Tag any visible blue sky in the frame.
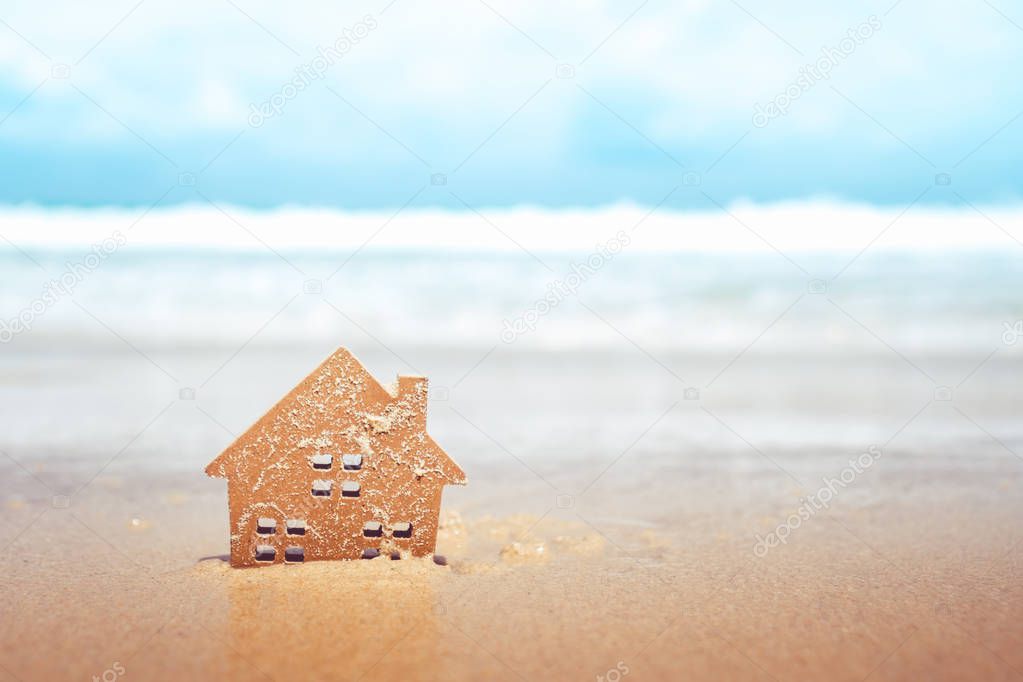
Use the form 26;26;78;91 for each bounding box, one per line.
1;0;1021;210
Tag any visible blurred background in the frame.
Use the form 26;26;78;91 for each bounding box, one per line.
1;0;1020;489
1;0;1022;206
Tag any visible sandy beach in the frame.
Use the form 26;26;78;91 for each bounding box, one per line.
1;341;1020;681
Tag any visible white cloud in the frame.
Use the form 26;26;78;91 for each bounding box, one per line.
1;0;1021;183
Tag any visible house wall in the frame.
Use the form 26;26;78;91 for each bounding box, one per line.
227;467;445;568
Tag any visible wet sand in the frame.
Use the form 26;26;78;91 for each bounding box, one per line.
1;462;1021;681
1;346;1021;680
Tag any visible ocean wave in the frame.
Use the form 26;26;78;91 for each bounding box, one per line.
1;244;1019;354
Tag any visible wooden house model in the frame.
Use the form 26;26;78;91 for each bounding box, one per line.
205;348;465;567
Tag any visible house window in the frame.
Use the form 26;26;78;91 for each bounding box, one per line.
341;481;360;498
311;454;332;470
254;545;276;562
312;480;332;496
256;517;276;535
363;521;382;537
284;546;305;563
392;522;412;538
361;548;380;559
342;454;362;470
286;520;306;535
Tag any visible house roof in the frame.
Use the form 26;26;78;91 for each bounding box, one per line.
204;347;466;486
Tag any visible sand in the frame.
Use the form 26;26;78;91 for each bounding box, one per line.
1;466;1020;681
1;346;1021;680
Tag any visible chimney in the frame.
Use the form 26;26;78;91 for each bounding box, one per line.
397;375;428;426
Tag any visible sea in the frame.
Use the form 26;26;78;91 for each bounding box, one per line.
0;208;1021;516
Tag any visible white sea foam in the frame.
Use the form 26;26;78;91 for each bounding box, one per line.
1;202;1021;354
1;200;1021;252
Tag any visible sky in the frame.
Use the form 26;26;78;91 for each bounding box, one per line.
0;0;1021;210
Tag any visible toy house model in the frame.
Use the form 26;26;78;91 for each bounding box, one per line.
205;348;465;567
